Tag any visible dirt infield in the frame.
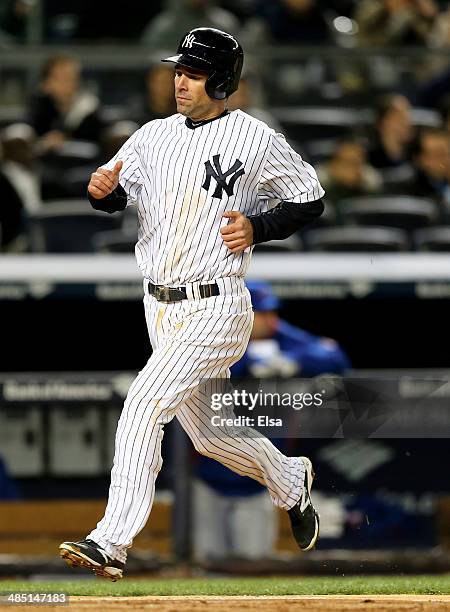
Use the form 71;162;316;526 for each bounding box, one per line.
5;595;449;612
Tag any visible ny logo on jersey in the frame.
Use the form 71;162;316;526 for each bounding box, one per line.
183;33;196;48
202;154;245;198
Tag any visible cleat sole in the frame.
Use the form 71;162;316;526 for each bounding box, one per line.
59;545;123;582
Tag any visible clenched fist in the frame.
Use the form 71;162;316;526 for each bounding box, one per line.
220;210;253;253
88;160;123;200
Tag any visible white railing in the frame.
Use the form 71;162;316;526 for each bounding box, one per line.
0;253;449;282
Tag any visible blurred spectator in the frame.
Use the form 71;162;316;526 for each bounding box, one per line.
317;138;383;204
28;54;104;152
428;5;450;48
100;121;140;162
140;0;240;48
368;94;414;184
442;100;450;133
129;64;177;125
193;467;277;561
232;281;351;378
217;0;259;22
407;127;450;214
0;123;40;252
228;72;283;131
0;0;32;43
355;0;439;47
59;120;140;200
246;0;331;44
193;281;350;561
417;8;450;109
0;123;40;213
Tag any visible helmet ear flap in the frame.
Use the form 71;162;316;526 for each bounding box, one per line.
205;71;231;100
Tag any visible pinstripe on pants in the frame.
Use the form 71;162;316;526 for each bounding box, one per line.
88;278;304;563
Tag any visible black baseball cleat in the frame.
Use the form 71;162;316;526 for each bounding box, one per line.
59;539;124;581
287;456;320;551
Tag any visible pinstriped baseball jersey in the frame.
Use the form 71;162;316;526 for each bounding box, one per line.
103;109;324;285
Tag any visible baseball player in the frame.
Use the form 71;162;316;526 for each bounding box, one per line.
59;27;325;581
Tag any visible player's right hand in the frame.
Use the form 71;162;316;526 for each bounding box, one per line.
88;160;123;199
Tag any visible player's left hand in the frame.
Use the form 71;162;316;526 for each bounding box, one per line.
220;211;253;253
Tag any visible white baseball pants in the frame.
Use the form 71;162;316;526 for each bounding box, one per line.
88;277;304;563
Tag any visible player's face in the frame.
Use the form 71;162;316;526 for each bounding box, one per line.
174;65;222;120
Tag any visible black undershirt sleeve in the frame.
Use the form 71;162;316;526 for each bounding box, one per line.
87;183;128;214
248;199;324;245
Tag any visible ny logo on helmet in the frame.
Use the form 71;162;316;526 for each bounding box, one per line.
202;154;245;198
183;33;196;48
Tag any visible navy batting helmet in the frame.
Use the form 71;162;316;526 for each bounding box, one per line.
162;27;244;100
247;281;280;312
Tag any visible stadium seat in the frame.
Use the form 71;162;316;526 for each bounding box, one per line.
29;201;120;253
93;229;136;253
305;200;337;230
379;165;416;192
305;226;409;252
295;201;337;244
40;141;99;200
100;105;130;123
338;196;439;230
0;106;26;129
410;108;442;129
271;107;364;141
414;227;450;252
63;166;95;198
41;140;99;170
303;137;348;164
254;234;303;253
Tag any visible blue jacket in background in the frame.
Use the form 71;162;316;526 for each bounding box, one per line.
0;457;21;500
196;319;350;496
231;318;350;379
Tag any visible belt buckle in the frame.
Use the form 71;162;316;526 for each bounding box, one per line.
154;285;171;302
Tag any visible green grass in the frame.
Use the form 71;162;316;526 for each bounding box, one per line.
0;576;449;597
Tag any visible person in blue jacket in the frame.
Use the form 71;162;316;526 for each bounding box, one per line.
232;280;350;379
193;280;350;561
0;456;20;500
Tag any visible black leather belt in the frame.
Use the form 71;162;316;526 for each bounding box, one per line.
148;281;220;303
